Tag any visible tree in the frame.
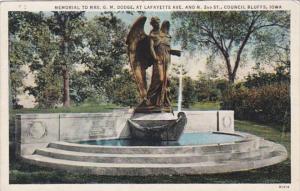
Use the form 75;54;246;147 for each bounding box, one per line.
8;12;44;108
47;11;85;107
172;11;289;83
182;76;196;108
244;65;290;89
81;13;128;97
11;12;129;108
11;12;86;108
18;12;64;108
105;69;139;107
194;71;223;102
251;24;290;74
9;39;28;108
69;70;98;105
25;62;63;108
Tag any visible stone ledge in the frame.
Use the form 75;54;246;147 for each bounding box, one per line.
21;139;287;176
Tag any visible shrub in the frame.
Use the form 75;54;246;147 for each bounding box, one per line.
221;82;290;131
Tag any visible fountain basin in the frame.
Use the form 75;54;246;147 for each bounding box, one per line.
78;132;243;146
15;110;287;176
21;131;287;176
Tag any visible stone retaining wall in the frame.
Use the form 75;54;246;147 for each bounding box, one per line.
15;110;234;155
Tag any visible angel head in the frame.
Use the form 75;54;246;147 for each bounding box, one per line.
160;21;170;34
150;17;160;30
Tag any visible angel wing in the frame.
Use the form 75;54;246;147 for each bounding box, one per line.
126;16;154;99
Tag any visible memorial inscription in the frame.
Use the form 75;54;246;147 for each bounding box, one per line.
89;120;116;138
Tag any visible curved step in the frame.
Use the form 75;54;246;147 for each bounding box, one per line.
34;145;275;164
48;137;260;155
22;144;287;176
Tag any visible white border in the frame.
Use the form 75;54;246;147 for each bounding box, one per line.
1;1;300;191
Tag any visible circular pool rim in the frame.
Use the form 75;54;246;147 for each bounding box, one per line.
65;131;255;148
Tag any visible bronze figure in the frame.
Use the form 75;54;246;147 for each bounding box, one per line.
126;16;181;113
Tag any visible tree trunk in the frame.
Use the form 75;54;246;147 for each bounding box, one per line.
62;38;70;107
228;73;236;84
62;67;70;107
222;53;235;84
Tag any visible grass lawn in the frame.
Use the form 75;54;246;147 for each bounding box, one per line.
9;103;290;184
190;101;221;110
172;101;221;110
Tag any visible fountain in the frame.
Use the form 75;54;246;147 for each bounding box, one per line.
15;16;288;176
178;63;183;112
126;16;186;141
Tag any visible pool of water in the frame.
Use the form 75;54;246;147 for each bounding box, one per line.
78;132;243;146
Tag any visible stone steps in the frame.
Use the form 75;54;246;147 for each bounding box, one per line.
21;132;288;176
22;142;287;176
34;145;275;164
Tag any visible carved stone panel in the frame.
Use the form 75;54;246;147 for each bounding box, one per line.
88;119;116;138
176;111;218;133
218;110;234;133
59;113;119;141
17;114;60;144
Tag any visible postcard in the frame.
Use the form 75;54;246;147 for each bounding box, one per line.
0;1;299;191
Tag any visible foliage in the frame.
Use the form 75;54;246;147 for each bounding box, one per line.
169;76;197;109
81;13;128;96
251;22;290;68
10;12;85;108
69;70;99;105
105;69;139;107
244;65;290;88
19;13;64;108
68;13;129;105
47;12;86;107
168;76;179;102
9;12;128;108
222;83;290;131
194;72;229;102
171;11;290;83
169;72;229;108
181;76;197;108
25;63;63;108
9;39;28;108
8;12;42;108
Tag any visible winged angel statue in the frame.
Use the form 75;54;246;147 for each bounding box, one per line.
126;16;181;113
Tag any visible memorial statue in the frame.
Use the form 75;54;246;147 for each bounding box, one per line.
126;16;186;141
126;16;181;113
